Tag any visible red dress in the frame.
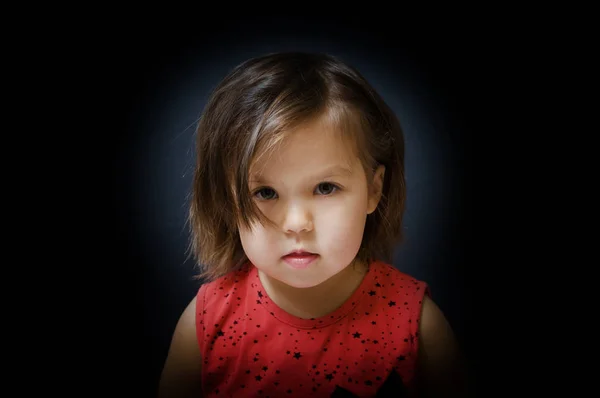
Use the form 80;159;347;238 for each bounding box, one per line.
196;260;430;397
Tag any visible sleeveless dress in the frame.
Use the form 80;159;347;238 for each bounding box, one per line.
196;260;430;397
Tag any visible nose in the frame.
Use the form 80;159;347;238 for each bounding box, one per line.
282;203;314;234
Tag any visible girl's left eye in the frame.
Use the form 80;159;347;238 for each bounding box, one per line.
315;182;339;195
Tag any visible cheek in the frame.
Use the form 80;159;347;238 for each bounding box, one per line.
238;224;275;262
317;195;368;252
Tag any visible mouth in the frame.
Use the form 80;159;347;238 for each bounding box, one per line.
282;250;319;269
283;249;317;257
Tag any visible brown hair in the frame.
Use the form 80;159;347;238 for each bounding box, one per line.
188;52;406;282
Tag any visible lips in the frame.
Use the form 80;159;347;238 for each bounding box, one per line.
283;250;316;257
282;250;319;269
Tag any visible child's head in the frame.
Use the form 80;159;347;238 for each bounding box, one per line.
189;52;406;283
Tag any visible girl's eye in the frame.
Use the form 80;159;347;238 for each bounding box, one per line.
253;183;340;201
315;182;339;195
254;187;277;200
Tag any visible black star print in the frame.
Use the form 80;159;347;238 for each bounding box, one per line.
353;332;362;338
257;300;262;304
388;301;396;307
397;355;406;361
258;291;263;298
286;351;291;355
325;373;334;381
217;330;224;337
368;290;376;296
372;321;376;325
262;366;268;371
293;352;302;359
375;283;381;287
255;375;262;381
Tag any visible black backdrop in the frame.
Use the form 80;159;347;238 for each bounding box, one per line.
103;17;487;396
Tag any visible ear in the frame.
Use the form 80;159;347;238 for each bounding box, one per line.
367;164;385;215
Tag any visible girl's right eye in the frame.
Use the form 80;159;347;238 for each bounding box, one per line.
254;187;277;201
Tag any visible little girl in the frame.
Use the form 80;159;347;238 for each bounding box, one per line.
159;52;467;397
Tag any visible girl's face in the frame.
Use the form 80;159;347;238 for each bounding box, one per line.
238;117;385;289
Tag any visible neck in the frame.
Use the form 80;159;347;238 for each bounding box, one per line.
258;259;369;319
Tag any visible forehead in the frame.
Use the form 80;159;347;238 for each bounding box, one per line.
250;117;359;179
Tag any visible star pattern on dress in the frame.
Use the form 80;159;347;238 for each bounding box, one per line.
198;261;428;396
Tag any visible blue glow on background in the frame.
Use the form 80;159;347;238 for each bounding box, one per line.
120;35;470;389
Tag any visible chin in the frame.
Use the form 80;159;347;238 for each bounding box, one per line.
274;263;347;289
274;275;329;289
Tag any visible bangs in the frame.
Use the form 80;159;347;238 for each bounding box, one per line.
250;104;369;181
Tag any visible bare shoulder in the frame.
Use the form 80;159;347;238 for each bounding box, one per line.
157;295;204;398
417;295;470;397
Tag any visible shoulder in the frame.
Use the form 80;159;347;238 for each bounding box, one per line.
158;296;204;397
418;295;455;351
416;295;470;397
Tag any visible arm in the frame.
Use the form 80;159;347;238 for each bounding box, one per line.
416;295;470;398
157;296;204;398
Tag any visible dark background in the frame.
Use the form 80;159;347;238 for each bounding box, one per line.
100;17;493;396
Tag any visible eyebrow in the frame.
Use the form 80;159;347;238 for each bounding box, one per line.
249;164;354;184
